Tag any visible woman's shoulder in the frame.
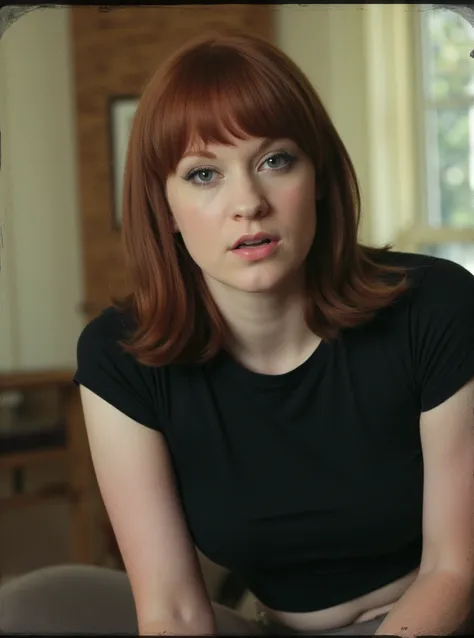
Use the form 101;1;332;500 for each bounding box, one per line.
77;305;136;349
375;249;474;296
75;306;162;430
76;306;155;396
376;250;474;411
76;304;156;383
75;304;150;383
371;249;474;336
376;248;439;277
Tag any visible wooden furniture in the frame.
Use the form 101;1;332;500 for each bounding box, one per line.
0;370;97;564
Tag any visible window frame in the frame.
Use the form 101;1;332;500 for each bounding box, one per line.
406;4;474;253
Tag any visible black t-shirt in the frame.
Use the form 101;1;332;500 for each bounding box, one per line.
74;251;474;613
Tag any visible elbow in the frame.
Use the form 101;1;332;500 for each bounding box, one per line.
133;579;217;636
419;545;474;588
417;560;474;603
138;606;216;636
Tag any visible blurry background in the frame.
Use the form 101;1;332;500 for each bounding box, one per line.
0;2;472;616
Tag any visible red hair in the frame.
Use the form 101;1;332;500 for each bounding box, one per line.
117;30;408;366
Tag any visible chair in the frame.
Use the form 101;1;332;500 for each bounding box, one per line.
0;564;138;634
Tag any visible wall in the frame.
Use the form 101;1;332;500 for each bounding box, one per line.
0;7;84;372
276;4;372;243
0;32;15;370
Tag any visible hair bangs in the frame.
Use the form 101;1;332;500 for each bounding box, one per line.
151;46;313;179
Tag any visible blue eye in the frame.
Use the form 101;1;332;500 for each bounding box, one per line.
183;151;296;187
263;151;296;171
184;167;217;186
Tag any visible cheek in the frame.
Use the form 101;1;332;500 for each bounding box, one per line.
287;184;314;208
277;180;316;225
167;180;207;234
168;192;201;234
168;198;220;265
168;185;220;230
175;204;219;240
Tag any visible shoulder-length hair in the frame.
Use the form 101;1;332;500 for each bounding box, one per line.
116;29;408;366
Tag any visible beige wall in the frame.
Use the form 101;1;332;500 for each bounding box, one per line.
0;33;15;370
0;7;84;372
0;5;417;372
276;4;373;242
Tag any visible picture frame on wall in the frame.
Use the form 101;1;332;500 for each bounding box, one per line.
109;96;139;229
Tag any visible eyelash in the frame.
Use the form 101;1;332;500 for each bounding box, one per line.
183;151;297;188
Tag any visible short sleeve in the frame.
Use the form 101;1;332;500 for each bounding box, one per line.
74;307;161;430
411;258;474;412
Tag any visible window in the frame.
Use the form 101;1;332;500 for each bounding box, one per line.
416;6;474;272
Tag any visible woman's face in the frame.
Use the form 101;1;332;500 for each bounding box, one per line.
165;135;317;296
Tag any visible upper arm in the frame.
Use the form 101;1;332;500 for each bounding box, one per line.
73;310;212;629
419;378;474;579
80;385;214;629
413;259;474;579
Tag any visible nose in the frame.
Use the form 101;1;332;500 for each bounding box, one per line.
230;174;269;221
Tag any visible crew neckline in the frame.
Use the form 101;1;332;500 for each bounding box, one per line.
214;338;331;390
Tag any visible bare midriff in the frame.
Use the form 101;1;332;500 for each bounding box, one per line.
257;568;419;632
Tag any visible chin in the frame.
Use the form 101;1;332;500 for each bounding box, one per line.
204;261;305;296
232;269;298;295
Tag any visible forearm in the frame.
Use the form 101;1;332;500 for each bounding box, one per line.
375;570;473;637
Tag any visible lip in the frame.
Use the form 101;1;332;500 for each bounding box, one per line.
231;232;280;250
232;240;279;262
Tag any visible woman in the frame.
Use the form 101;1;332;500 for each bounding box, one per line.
75;30;474;636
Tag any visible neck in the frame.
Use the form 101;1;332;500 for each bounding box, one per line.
207;279;321;375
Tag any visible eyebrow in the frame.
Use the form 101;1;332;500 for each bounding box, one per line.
181;138;280;160
182;149;217;160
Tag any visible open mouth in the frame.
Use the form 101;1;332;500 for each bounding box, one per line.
235;238;272;249
231;237;280;261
